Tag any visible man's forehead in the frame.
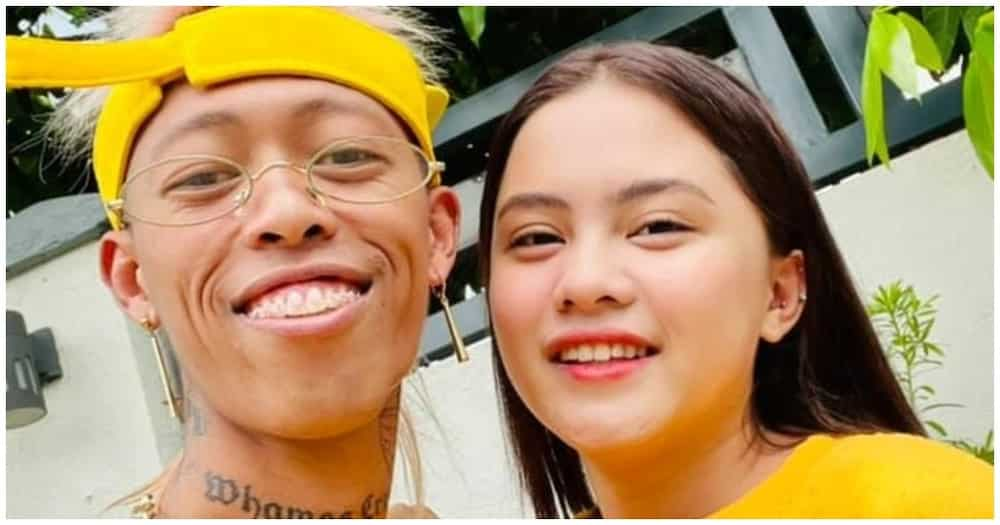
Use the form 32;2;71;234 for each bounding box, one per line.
160;76;393;118
133;77;406;162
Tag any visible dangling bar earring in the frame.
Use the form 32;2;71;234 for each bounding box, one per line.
433;286;469;363
139;318;185;422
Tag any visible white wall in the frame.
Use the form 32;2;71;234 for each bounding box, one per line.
6;130;993;518
815;130;994;443
6;242;161;518
391;339;529;517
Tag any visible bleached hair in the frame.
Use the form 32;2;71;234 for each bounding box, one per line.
44;6;450;171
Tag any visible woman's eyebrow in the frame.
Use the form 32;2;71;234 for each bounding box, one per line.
615;177;716;206
496;192;570;222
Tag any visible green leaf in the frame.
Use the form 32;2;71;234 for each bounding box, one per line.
862;16;890;166
458;6;487;48
962;6;992;47
920;317;936;341
976;11;995;70
921;402;964;413
899;12;945;72
63;6;91;27
875;12;921;98
951;440;974;452
925;420;948;436
963;14;995;178
923;6;963;65
924;343;944;356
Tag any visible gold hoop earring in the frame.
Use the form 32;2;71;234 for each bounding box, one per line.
139;317;185;422
433;286;469;363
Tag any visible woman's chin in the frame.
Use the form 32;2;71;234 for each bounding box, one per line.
547;410;668;456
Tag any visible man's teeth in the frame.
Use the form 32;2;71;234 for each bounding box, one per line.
557;344;650;363
246;287;361;319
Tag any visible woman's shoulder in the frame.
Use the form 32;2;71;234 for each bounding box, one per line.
803;432;993;518
811;432;990;458
820;431;991;472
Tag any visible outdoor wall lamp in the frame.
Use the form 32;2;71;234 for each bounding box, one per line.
7;310;62;429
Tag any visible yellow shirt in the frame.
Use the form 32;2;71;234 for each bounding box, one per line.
710;432;994;518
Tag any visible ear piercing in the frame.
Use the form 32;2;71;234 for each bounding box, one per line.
774;292;807;310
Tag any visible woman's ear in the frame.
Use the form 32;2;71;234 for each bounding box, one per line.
760;249;806;343
426;186;461;287
100;229;158;325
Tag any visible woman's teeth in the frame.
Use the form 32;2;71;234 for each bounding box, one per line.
246;287;361;319
557;344;649;363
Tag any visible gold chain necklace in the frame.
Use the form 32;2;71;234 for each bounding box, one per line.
129;492;159;519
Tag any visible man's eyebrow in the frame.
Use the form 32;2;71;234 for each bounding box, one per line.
152;110;242;158
150;97;382;158
615;178;716;206
290;97;379;122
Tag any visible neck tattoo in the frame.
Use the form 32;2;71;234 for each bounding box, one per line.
203;470;388;518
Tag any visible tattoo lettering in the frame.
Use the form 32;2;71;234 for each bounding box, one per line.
263;502;283;519
377;389;400;473
204;472;239;505
187;400;207;437
242;484;259;517
204;470;387;518
360;493;388;519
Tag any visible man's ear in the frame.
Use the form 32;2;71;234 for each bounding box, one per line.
426;186;461;287
100;229;157;326
760;249;806;343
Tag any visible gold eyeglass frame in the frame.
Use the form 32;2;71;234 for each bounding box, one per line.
105;135;445;227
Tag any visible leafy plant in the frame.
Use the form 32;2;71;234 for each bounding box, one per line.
951;430;994;465
867;281;994;464
861;6;994;178
867;281;950;420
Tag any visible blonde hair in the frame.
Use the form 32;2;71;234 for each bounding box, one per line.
79;5;452;513
45;6;450;173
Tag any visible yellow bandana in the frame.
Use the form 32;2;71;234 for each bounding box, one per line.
6;7;450;229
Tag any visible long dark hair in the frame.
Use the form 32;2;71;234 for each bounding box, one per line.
477;42;923;518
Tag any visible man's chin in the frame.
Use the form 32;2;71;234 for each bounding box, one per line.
244;403;387;441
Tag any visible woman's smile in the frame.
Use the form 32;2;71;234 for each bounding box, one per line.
546;329;661;382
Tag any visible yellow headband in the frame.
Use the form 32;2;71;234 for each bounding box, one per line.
6;7;450;229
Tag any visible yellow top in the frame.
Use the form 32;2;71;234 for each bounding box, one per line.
710;432;994;518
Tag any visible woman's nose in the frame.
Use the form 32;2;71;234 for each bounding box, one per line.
553;239;636;315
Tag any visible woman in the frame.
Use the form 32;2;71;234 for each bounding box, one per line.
478;42;993;518
8;6;461;518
